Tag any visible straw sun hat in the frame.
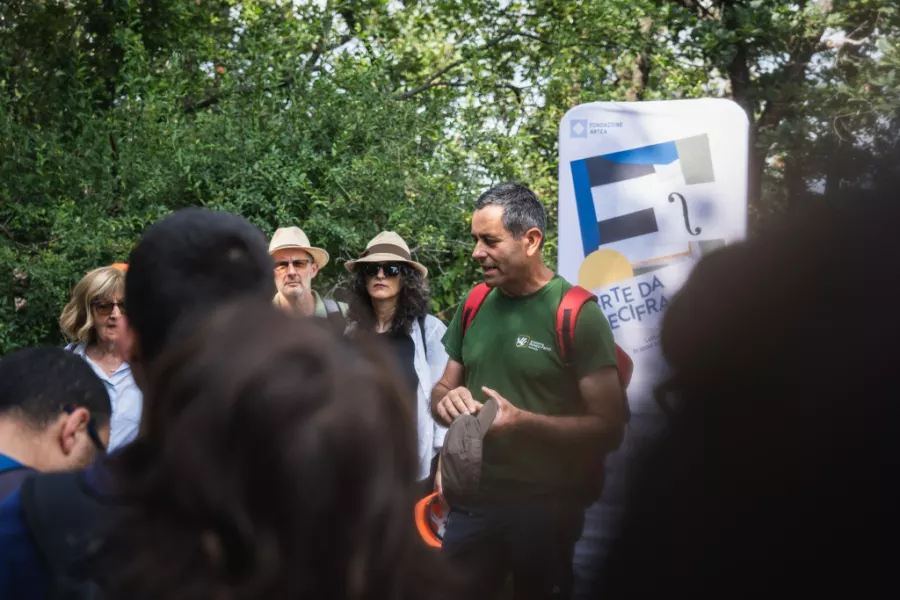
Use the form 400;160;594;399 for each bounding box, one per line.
345;231;427;277
268;226;330;268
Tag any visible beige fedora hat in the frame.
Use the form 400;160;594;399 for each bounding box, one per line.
268;226;330;268
345;231;428;277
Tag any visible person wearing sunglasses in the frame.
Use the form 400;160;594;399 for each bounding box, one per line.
59;264;142;452
345;231;449;494
0;347;111;502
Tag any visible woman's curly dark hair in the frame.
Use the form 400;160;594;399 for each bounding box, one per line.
346;264;430;335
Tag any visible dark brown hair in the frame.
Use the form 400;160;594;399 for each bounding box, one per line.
593;190;900;599
346;265;430;335
108;299;456;600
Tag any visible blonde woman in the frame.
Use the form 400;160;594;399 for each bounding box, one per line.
60;265;142;452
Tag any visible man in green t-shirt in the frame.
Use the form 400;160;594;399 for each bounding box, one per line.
431;182;627;600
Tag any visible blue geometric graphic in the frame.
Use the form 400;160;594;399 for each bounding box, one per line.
570;135;713;256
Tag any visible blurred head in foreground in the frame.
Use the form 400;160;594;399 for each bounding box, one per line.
123;207;275;393
110;300;454;600
594;188;900;599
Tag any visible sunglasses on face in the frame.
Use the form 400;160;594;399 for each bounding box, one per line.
274;259;312;273
64;405;106;453
361;263;405;278
92;300;126;316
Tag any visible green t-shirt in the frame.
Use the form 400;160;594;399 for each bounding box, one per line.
442;275;618;498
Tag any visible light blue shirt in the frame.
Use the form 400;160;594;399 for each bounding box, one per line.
68;342;143;451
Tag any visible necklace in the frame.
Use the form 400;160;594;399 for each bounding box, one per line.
87;347;122;377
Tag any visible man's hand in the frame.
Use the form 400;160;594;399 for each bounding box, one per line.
481;387;522;437
435;386;483;426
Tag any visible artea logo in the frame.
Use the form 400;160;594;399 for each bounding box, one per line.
570;119;587;138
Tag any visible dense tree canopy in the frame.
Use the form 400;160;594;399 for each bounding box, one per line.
1;0;897;353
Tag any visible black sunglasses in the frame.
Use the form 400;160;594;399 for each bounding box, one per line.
92;300;126;316
64;405;106;453
361;263;405;278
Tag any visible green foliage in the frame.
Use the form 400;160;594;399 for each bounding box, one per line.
2;0;898;353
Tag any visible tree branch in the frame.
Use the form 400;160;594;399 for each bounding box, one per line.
108;133;122;210
393;58;470;100
512;29;617;50
393;28;619;101
394;29;550;100
182;34;350;114
758;32;835;133
441;81;526;103
626;17;654;101
669;0;716;21
0;222;57;251
185;0;356;116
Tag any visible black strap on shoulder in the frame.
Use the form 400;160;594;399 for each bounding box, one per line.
20;471;119;598
418;314;427;355
323;299;347;336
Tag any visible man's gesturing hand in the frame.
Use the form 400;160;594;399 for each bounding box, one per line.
482;386;522;437
435;386;483;426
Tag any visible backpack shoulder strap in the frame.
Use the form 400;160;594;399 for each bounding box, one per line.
322;299;347;336
557;286;596;368
557;285;634;388
615;345;634;388
462;283;492;335
418;314;427;355
323;298;340;314
19;471;116;584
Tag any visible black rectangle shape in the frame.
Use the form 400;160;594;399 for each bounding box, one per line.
598;208;658;244
586;156;655;187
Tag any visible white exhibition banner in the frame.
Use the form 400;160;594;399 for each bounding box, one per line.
558;99;749;413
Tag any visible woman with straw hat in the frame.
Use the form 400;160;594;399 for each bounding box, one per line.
345;232;449;492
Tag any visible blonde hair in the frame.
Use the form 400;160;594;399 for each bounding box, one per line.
60;266;126;344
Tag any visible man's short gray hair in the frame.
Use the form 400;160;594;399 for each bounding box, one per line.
474;182;547;248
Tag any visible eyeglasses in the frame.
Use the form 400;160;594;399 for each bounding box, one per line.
274;259;312;273
361;263;405;278
63;405;107;453
92;300;126;316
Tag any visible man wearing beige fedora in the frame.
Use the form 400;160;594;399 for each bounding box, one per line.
268;226;347;322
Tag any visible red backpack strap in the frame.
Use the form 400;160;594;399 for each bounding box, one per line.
462;283;492;335
557;286;596;367
557;285;635;388
616;345;634;388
